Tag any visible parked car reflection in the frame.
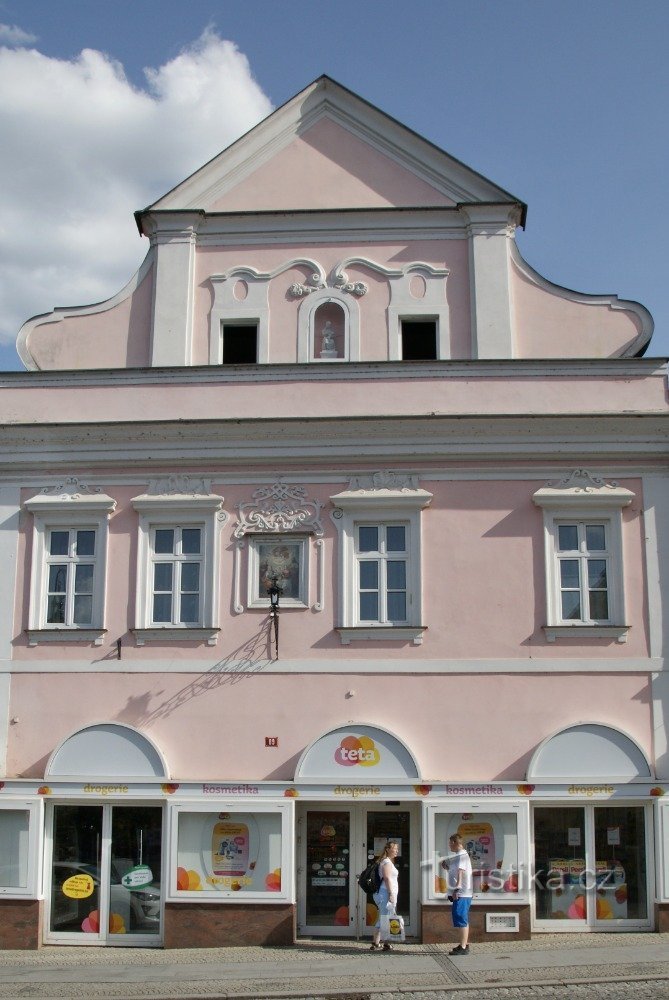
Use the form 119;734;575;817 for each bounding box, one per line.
50;862;160;933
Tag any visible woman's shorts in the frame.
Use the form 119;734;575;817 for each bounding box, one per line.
451;896;472;927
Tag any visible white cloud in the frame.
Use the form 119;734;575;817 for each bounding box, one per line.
0;23;37;46
0;29;273;354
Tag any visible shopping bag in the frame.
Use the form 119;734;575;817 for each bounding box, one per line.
379;912;405;943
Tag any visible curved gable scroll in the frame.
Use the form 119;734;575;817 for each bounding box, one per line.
528;724;652;782
46;723;167;779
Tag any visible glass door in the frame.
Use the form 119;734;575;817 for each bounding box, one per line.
593;806;648;924
362;808;415;938
533;804;651;929
533;806;587;924
46;803;163;944
299;807;353;936
297;804;419;938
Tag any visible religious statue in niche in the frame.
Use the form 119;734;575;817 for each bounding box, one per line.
319;320;338;359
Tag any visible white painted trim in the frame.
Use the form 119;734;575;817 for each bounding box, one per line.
640;474;669;661
0;357;662;389
0;488;20;661
25;496;116;634
0;655;661;674
131;492;225;633
0;674;10;776
297;288;358;363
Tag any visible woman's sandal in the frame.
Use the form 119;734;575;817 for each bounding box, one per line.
382;942;393;951
369;942;382;951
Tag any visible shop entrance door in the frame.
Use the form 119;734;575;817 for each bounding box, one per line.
533;804;651;929
45;803;163;945
297;803;417;938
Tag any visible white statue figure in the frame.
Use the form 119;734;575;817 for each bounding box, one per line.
321;319;337;358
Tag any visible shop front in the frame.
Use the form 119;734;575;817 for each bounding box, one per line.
0;720;666;949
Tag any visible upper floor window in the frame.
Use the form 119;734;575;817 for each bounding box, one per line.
150;525;203;625
222;322;258;364
25;480;116;646
356;523;409;624
132;478;225;645
45;527;97;626
555;521;610;624
533;470;634;643
401;319;438;361
330;473;432;645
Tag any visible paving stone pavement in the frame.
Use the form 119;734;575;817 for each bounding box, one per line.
0;934;667;999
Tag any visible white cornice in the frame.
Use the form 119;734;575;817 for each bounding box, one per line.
0;357;664;390
0;415;665;470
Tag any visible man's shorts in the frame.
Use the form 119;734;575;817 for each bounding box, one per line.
451;896;472;927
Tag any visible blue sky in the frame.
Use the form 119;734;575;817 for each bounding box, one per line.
0;0;667;369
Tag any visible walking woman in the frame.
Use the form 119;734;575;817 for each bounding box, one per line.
370;840;400;951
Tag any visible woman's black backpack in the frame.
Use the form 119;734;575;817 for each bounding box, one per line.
357;860;382;894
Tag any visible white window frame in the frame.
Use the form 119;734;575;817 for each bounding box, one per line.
421;799;531;907
132;492;224;646
533;474;634;643
149;524;206;627
297;289;359;363
25;491;116;646
167;801;295;904
423;800;530;904
247;535;309;608
330;478;432;645
0;799;43;899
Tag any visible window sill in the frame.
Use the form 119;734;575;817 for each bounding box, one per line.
336;626;426;646
132;627;220;647
543;625;629;644
26;628;107;647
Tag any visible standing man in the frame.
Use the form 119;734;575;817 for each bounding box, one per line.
446;833;473;955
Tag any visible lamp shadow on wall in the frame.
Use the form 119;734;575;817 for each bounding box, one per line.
113;618;274;728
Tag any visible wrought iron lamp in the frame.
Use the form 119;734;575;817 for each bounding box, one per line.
267;576;282;660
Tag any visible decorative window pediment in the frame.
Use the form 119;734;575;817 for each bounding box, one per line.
232;482;324;614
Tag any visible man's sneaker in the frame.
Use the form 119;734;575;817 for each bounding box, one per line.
449;944;470;955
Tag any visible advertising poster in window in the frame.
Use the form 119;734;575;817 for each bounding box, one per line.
176;812;282;893
435;813;518;894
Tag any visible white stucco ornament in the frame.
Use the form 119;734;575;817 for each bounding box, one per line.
234;481;324;538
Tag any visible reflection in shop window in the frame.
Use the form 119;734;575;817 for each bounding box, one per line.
434;813;519;895
176;812;282;895
0;810;29;889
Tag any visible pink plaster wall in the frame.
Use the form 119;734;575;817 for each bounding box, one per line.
209;118;455;213
12;476;649;663
510;258;644;359
26;265;154;371
6;671;652;782
1;368;666;426
192;241;471;365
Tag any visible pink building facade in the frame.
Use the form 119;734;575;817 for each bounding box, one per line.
1;77;668;948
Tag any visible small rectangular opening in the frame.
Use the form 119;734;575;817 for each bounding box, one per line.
485;912;519;932
222;323;258;364
401;320;437;361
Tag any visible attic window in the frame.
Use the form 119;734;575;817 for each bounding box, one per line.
222;323;258;364
401;320;437;361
